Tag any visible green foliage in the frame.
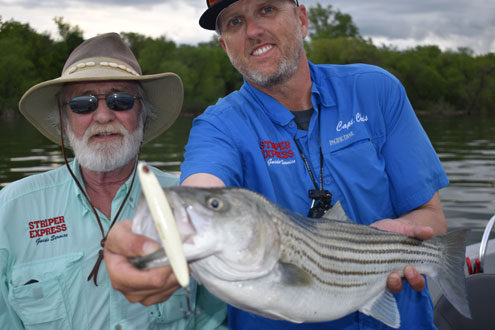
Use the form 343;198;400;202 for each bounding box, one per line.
0;3;494;116
306;37;380;65
307;3;360;40
307;39;495;115
0;17;83;112
0;19;52;111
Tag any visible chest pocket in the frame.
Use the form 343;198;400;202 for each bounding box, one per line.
324;127;392;222
148;284;197;329
8;252;87;330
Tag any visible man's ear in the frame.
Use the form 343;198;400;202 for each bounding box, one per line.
297;4;309;38
218;36;227;52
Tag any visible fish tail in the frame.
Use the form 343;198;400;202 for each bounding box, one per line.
431;229;471;319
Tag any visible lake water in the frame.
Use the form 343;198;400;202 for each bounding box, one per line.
1;114;494;246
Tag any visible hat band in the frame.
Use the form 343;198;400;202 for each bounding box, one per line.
63;57;140;77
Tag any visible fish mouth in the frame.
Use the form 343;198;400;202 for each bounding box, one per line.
164;189;220;262
166;191;199;245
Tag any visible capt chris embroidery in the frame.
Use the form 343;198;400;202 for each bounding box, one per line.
336;112;369;132
260;140;296;166
28;216;68;245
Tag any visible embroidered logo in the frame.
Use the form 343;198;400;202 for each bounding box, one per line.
29;216;68;245
336;112;368;132
330;131;355;146
260;140;296;166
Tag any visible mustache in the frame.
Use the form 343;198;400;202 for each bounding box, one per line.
84;122;127;140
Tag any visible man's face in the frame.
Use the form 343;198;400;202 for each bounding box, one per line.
63;80;143;172
217;0;308;88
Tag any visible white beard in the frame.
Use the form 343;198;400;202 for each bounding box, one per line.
66;119;143;172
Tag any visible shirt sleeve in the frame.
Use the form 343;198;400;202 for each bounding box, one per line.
376;72;449;215
0;193;23;329
180;111;243;187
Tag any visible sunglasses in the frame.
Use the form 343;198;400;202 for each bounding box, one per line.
64;93;140;114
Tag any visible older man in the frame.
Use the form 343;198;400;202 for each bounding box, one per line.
0;33;226;329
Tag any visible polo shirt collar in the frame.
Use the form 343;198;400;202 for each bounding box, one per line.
240;61;336;127
308;61;336;109
241;81;294;127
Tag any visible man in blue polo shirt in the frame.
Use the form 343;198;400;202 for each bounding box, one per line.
179;0;448;329
104;0;448;329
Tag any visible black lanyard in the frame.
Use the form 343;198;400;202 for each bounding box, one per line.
293;109;332;218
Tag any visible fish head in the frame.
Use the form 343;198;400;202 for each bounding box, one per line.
165;186;282;281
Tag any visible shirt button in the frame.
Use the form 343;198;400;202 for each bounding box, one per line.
289;122;295;128
115;325;122;330
324;178;331;185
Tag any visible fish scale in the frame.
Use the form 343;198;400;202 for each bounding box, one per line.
131;186;472;328
279;217;442;276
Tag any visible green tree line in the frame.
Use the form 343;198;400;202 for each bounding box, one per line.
1;4;494;117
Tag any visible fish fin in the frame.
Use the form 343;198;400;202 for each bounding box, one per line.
360;290;400;329
279;262;312;286
258;308;304;324
431;229;472;318
322;201;351;222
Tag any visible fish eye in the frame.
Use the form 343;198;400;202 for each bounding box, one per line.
207;197;224;210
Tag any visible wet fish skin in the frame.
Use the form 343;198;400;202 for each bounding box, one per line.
131;186;471;328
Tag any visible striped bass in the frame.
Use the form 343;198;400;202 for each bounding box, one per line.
131;186;471;328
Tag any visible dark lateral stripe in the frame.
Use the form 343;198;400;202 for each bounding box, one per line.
282;227;441;260
282;233;441;280
291;229;438;256
281;217;430;246
295;248;391;276
312;225;428;247
287;246;438;289
282;215;379;236
297;249;378;288
304;270;367;288
286;239;439;266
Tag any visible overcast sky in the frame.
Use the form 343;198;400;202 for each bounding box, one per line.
1;0;494;55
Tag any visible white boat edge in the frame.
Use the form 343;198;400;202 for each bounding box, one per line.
428;237;495;304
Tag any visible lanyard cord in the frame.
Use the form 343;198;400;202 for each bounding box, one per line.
293;139;323;192
58;99;138;286
292;108;332;218
293;107;323;191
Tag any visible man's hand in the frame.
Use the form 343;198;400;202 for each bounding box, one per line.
103;220;181;306
370;193;446;293
372;219;434;293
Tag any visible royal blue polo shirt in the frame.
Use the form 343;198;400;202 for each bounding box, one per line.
180;61;448;330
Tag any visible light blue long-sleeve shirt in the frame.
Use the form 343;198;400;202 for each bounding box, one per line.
0;159;226;330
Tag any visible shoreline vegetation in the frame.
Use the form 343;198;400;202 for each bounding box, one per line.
1;109;490;121
1;4;494;118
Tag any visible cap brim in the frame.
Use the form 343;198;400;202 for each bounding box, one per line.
199;0;240;30
19;70;183;146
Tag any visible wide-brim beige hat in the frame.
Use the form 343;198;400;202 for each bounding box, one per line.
19;32;183;145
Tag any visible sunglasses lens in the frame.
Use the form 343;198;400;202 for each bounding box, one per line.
106;94;135;111
69;96;98;114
